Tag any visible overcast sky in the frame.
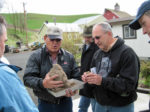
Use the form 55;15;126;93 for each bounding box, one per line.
1;0;144;16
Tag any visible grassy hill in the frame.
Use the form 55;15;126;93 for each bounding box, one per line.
1;13;99;46
2;13;99;30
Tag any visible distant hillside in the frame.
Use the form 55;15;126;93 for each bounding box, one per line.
1;13;99;30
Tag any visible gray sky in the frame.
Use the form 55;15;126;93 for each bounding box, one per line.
1;0;144;16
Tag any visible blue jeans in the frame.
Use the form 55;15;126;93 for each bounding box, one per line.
91;98;96;112
38;97;72;112
78;96;92;112
149;100;150;111
93;100;134;112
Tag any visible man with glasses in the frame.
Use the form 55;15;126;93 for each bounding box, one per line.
24;26;80;112
82;22;140;112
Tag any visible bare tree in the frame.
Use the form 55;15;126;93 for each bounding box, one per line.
2;3;26;45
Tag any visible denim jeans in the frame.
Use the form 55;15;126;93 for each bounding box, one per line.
78;96;91;112
90;98;97;112
38;97;72;112
93;100;134;112
149;100;150;111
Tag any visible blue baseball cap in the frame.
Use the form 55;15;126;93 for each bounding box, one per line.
129;0;150;30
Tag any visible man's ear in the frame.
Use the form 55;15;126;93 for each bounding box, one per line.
108;31;113;37
44;35;47;41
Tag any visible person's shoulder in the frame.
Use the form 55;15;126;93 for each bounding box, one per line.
0;64;5;73
0;63;7;70
93;49;102;58
30;47;44;59
123;44;135;53
91;42;96;46
120;44;138;59
61;48;76;60
32;47;43;54
91;42;99;49
61;48;73;56
0;56;9;64
0;64;15;78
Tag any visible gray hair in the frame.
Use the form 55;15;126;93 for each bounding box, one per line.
0;15;6;38
144;10;150;17
93;22;112;33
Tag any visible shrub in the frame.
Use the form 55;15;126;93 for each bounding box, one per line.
139;60;150;88
61;33;83;64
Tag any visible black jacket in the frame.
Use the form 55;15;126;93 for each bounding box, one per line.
83;37;140;106
80;42;99;75
23;45;80;103
79;42;99;96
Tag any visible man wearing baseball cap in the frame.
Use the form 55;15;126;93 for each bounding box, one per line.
24;25;80;112
129;0;150;111
129;0;150;31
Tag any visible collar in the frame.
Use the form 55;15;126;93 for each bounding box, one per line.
46;47;62;56
105;38;118;52
0;61;22;73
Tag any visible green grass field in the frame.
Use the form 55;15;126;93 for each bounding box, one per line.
6;28;38;46
2;13;99;30
1;13;98;47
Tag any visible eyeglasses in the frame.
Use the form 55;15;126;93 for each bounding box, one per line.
93;33;107;40
49;39;61;42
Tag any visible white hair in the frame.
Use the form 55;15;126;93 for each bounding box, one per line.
93;22;112;33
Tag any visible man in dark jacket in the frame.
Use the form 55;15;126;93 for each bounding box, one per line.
82;22;140;112
23;25;80;112
78;26;98;112
129;0;150;111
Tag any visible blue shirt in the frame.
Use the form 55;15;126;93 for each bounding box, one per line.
0;62;39;112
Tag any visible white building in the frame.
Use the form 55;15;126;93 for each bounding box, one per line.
38;22;82;40
108;17;150;59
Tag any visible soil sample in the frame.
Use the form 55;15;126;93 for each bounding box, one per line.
49;64;75;92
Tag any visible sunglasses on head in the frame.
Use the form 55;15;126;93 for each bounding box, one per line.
50;39;61;42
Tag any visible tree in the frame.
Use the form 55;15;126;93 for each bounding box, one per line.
7;2;27;43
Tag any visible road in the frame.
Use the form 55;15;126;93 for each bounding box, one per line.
5;50;150;112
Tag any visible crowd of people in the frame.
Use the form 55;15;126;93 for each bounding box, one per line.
0;0;150;112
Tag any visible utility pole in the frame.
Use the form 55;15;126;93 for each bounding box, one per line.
53;17;56;25
23;2;28;47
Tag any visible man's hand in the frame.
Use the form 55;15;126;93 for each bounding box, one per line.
65;89;78;97
82;72;102;85
43;73;64;89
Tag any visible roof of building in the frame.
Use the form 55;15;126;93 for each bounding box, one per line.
73;15;100;25
73;15;107;28
107;16;135;23
104;8;131;18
